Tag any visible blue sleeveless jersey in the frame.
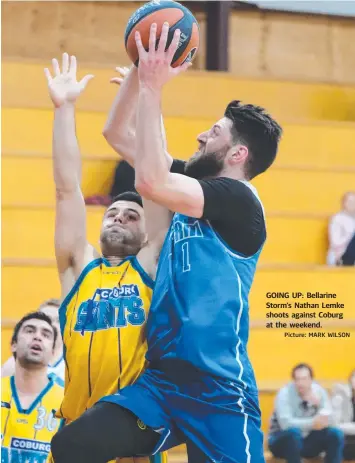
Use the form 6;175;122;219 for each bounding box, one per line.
146;186;264;393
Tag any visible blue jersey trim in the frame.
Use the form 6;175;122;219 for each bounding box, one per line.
131;257;155;289
234;269;247;389
10;375;55;415
47;373;64;388
150;454;163;463
102;256;133;267
49;355;63;369
101;257;112;267
154;226;171;278
58;417;66;431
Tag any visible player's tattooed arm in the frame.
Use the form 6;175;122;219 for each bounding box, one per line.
45;53;99;295
102;66;172;168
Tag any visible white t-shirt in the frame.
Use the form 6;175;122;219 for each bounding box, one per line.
1;355;65;381
327;212;355;265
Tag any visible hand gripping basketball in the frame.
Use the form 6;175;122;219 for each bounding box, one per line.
134;22;192;90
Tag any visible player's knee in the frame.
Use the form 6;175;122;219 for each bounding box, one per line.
51;425;72;461
51;423;87;462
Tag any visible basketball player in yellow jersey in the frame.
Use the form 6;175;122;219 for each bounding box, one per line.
1;312;64;463
45;54;171;462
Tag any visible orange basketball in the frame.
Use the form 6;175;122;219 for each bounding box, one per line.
125;0;199;68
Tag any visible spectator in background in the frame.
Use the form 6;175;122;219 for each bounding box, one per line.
332;369;355;460
341;232;355;266
268;363;344;463
1;312;64;463
327;191;355;265
1;298;64;381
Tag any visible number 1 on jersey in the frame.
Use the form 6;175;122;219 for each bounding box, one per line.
182;242;191;272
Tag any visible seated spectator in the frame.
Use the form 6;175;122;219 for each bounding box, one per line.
268;363;344;463
341;232;355;266
332;369;355;460
1;298;64;380
85;160;136;206
327;191;355;265
1;312;64;463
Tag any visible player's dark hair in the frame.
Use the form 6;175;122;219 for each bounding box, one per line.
292;363;314;379
224;100;283;179
11;312;57;359
111;192;143;208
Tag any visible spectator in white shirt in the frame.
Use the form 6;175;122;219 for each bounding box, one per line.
1;299;64;381
268;363;344;463
327;192;355;265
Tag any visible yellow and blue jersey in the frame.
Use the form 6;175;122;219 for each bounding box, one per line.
1;375;64;463
58;256;168;462
58;257;154;423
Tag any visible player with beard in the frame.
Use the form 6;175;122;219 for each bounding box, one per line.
44;54;171;463
50;26;282;463
1;312;63;463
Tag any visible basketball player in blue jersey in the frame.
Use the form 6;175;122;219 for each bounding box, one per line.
50;27;282;463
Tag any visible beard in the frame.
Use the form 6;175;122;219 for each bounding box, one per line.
100;228;143;257
18;353;47;369
184;148;226;180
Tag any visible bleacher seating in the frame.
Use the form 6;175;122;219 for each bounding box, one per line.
2;59;355;462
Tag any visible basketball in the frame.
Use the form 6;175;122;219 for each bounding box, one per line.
124;0;199;68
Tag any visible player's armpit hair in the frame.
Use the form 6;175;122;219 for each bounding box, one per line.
224;100;283;180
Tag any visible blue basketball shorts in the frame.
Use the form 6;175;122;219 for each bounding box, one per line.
100;364;265;463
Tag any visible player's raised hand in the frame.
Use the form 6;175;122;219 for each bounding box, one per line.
44;53;94;108
110;66;133;85
135;22;191;90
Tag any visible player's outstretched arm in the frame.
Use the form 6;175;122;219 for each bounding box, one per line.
102;65;172;168
104;64;175;272
45;53;98;297
103;66;139;166
134;23;204;219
